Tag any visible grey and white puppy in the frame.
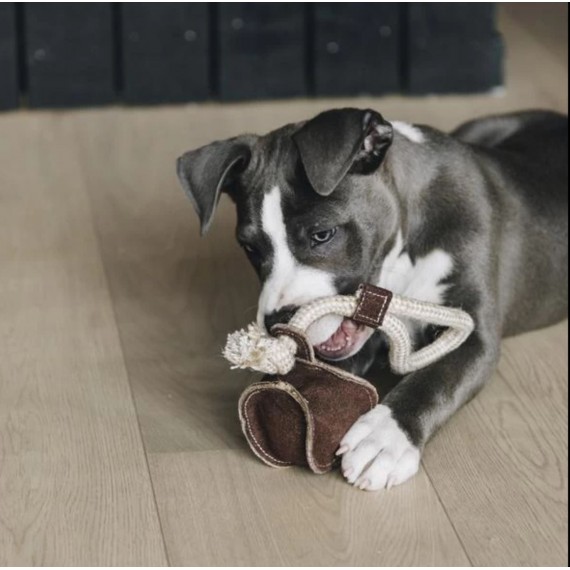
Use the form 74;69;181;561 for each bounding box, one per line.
177;108;568;491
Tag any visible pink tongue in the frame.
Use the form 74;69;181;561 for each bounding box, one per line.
327;328;346;349
320;319;359;351
341;319;359;335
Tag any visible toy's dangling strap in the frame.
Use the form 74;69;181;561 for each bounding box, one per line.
224;283;475;376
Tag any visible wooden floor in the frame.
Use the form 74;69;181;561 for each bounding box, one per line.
0;4;567;566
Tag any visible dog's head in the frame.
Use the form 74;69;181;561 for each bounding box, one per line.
177;108;400;361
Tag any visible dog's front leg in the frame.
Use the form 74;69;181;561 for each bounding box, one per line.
339;331;500;490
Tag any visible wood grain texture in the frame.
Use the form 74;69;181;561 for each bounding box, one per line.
0;115;168;566
422;323;568;566
71;108;262;454
505;2;568;67
0;4;567;567
149;448;470;566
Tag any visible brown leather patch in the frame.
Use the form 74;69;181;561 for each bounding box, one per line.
352;284;393;328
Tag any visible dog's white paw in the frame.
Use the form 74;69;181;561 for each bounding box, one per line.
338;404;420;491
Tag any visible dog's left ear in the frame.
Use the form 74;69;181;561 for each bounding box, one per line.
176;136;255;235
292;108;393;196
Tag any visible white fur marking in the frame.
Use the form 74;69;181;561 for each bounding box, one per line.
377;232;453;305
340;404;420;491
392;121;425;144
258;187;340;343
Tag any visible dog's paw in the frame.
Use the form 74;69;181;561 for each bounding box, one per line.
337;404;420;491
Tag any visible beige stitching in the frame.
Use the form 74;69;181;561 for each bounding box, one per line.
354;288;390;327
283;360;378;471
240;372;374;472
296;359;377;409
242;390;292;466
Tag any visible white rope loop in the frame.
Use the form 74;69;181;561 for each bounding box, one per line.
288;295;357;331
383;296;475;374
223;289;474;376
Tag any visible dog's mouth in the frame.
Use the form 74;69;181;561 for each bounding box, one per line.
313;318;371;361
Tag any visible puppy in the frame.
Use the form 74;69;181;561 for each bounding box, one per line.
177;108;568;490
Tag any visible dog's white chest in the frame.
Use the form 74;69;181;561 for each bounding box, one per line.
377;232;454;306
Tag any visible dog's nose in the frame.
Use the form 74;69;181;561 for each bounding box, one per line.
264;305;297;333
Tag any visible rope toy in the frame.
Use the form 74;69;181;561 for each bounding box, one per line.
225;285;474;375
224;284;474;474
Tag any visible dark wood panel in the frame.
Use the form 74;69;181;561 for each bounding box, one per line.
0;3;19;110
122;3;210;105
313;3;401;97
25;3;115;108
407;3;503;94
218;3;306;101
5;2;505;109
409;3;497;38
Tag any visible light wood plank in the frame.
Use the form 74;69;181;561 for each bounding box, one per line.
422;322;568;566
0;114;168;566
149;448;471;567
71;108;262;453
505;3;568;67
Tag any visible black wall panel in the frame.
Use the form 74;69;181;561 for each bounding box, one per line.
0;3;19;110
313;3;401;97
407;3;503;94
218;3;306;101
122;3;210;104
25;3;115;108
0;2;504;111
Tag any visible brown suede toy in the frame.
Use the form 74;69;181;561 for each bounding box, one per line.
238;324;379;473
225;284;474;474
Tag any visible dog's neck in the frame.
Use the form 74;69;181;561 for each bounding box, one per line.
370;128;454;305
383;128;439;241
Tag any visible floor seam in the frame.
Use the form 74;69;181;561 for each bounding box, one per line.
422;459;475;567
82;163;173;567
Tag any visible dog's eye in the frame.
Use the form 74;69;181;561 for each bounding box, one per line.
242;243;261;261
310;227;337;247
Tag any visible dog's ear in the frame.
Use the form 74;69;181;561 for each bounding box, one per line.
292;108;393;196
176;136;254;235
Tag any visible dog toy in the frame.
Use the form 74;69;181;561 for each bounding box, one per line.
224;284;474;474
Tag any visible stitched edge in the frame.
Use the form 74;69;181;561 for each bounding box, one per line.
238;361;379;473
353;287;391;327
355;288;389;327
239;384;293;467
296;359;378;410
275;383;328;473
241;381;330;472
293;359;379;473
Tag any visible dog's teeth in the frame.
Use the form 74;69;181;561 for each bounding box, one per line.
316;335;352;356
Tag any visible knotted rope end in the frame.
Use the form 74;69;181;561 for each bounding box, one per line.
223;323;296;375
